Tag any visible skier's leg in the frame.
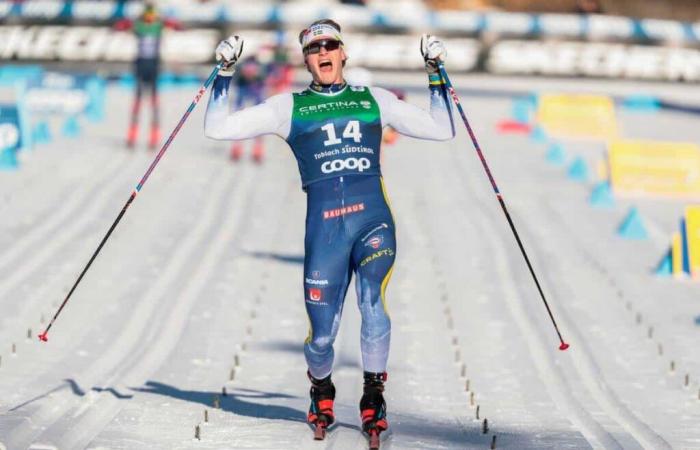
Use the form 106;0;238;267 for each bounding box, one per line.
352;224;396;373
148;76;160;149
351;223;395;436
303;244;352;380
127;76;143;148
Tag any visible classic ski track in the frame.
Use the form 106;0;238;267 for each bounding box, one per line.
0;151;128;274
528;198;673;449
5;165;244;449
449;141;670;448
43;167;258;449
446;149;625;449
0;152;130;298
0;155;139;344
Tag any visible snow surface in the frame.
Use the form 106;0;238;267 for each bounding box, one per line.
0;77;699;450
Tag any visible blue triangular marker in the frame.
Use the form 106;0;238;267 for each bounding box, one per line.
618;207;648;240
512;98;532;124
590;181;615;207
545;143;566;165
62;115;80;138
0;147;19;170
530;125;547;143
32;120;51;144
655;249;672;276
567;156;589;181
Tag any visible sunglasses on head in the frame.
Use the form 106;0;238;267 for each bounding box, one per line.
304;39;342;55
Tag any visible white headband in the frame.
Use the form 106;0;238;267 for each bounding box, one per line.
301;23;343;49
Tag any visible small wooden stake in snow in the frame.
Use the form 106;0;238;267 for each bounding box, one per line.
204;409;208;423
684;374;689;387
195;424;200;440
229;368;235;381
470;391;475;406
476;405;480;420
213;395;220;409
647;326;653;339
482;418;489;434
670;361;675;373
636;313;642;324
12;343;16;354
491;435;497;449
658;344;663;356
465;379;470;392
222;386;227;397
460;364;466;378
452;336;458;346
234;354;240;367
455;349;461;362
27;328;32;339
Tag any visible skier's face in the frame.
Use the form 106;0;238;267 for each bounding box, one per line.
304;40;346;85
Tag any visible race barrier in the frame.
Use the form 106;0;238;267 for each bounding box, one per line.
656;206;700;279
537;93;618;141
608;139;700;199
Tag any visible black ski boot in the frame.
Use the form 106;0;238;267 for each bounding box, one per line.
307;371;336;440
360;371;388;449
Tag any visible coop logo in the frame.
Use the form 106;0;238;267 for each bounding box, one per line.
321;157;370;174
0;123;20;149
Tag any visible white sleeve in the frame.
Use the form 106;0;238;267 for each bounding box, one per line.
204;76;292;140
370;86;455;141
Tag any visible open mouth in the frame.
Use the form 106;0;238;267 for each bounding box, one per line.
319;60;333;72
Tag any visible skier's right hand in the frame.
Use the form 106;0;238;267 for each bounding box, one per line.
215;35;244;75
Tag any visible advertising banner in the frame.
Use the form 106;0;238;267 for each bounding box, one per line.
608;140;700;198
537;94;617;141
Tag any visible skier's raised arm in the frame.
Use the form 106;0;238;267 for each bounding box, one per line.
204;35;292;141
370;35;455;141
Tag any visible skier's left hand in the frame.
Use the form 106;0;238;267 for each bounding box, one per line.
420;34;446;75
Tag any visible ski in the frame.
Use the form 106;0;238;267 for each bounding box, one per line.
313;419;328;440
368;429;380;449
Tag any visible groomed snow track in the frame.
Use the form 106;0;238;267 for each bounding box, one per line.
0;78;698;449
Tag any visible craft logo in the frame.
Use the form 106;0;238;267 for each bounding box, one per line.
365;235;384;249
323;202;365;219
308;288;323;302
360;248;395;267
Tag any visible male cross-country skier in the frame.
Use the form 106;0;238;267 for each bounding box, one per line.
115;2;180;150
204;19;454;447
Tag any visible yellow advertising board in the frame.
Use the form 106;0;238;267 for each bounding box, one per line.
537;94;618;140
608;140;700;198
686;206;700;279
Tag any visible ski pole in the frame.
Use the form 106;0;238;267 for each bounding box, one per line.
437;63;570;351
38;62;224;343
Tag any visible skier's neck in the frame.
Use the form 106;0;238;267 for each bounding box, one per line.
309;81;347;94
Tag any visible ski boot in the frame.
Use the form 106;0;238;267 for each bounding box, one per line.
360;372;388;449
230;142;243;162
148;125;160;151
251;140;264;164
307;371;335;440
126;123;138;149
